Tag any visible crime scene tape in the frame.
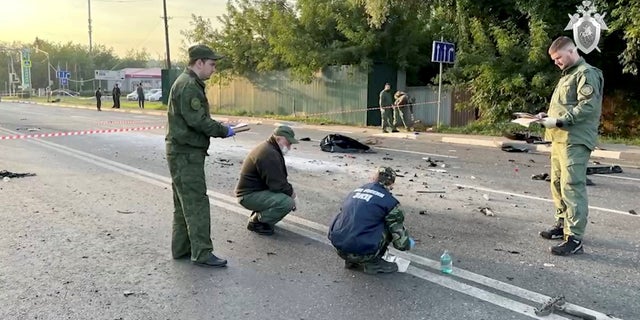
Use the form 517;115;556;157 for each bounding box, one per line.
0;126;165;141
97;120;161;125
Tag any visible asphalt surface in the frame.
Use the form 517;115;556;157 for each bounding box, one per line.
1;101;639;320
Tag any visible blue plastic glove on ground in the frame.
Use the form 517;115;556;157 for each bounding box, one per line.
409;237;416;249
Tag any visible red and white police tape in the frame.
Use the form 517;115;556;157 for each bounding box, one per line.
0;126;165;140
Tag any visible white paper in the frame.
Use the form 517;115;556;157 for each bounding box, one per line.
511;117;539;127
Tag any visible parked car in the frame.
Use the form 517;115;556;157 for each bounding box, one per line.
147;89;162;102
126;90;151;101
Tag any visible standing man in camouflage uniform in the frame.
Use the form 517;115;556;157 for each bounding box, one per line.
393;90;411;131
537;36;604;256
166;44;235;267
328;167;415;274
235;126;298;236
379;83;396;133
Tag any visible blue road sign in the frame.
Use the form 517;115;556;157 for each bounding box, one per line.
431;41;456;64
56;71;71;79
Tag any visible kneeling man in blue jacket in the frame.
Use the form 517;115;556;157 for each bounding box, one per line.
328;166;415;274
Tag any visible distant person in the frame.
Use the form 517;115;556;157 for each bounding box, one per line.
136;83;145;109
379;83;396;133
46;87;52;102
112;83;121;108
95;87;102;111
328;166;414;274
393;90;411;131
235;126;299;236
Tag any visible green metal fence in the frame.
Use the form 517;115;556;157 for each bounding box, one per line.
207;66;369;125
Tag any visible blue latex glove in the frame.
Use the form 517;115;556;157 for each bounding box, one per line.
225;126;235;137
408;237;415;249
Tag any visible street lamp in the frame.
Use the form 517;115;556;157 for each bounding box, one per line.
34;45;52;101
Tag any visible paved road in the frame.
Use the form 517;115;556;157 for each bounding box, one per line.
1;102;638;320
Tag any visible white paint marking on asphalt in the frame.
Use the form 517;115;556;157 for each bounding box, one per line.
593;174;640;182
317;129;354;134
455;183;635;217
375;147;459;159
2;127;619;320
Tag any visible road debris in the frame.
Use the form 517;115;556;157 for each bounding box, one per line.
629;210;637;215
479;207;495;216
501;145;529;153
117;210;134;214
586;165;623;175
482;194;491;201
494;248;520;254
416;190;445;194
0;170;36;179
320;134;371;153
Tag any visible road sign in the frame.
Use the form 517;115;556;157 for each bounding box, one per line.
20;48;32;89
431;41;456;64
94;69;125;81
56;71;71;79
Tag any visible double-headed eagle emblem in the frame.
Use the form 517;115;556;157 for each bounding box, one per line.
564;1;608;54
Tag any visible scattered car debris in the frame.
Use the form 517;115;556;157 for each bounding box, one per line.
214;158;234;166
416;190;445;194
501;145;529;153
117;210;134;214
427;169;447;173
629;210;637;215
531;173;550;181
382;157;393;160
299;137;311;141
320;134;371;153
0;170;36;179
586;165;623;175
418;210;428;215
543;263;555;267
479;207;495;216
494;248;520;254
482;194;491;201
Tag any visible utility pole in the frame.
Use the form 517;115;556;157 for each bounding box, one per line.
88;0;93;52
162;0;171;69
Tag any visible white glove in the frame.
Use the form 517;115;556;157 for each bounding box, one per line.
538;117;561;128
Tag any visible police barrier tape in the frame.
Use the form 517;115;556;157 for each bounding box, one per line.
96;120;161;125
0;126;165;140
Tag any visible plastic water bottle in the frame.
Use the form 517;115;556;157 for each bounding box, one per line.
440;250;453;274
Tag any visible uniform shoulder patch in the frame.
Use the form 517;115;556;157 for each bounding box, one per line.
190;97;202;110
580;84;594;96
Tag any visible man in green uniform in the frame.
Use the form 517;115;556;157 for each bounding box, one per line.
235;126;298;236
328;167;415;274
537;36;604;256
379;83;396;133
166;44;235;267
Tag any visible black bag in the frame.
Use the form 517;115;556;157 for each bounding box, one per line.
319;134;370;153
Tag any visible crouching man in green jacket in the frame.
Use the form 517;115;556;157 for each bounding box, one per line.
235;126;298;236
328;167;415;274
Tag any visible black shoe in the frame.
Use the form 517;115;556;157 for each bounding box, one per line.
247;221;274;236
193;254;228;267
363;258;398;274
391;129;400;133
540;221;564;240
344;261;360;269
550;236;584;256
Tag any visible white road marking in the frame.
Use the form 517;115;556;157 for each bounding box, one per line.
3;126;620;320
456;183;636;217
375;147;459;159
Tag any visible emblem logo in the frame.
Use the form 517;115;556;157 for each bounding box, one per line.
564;1;608;54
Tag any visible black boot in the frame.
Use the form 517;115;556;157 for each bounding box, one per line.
193;254;227;267
550;235;584;256
247;221;274;235
362;258;398;274
540;219;564;240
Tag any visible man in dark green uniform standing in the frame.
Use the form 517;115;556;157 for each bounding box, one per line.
379;83;395;133
166;44;235;267
536;36;604;256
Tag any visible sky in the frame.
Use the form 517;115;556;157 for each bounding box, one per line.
0;0;227;60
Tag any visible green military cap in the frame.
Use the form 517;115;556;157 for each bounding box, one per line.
273;125;298;144
188;44;224;61
376;166;397;185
